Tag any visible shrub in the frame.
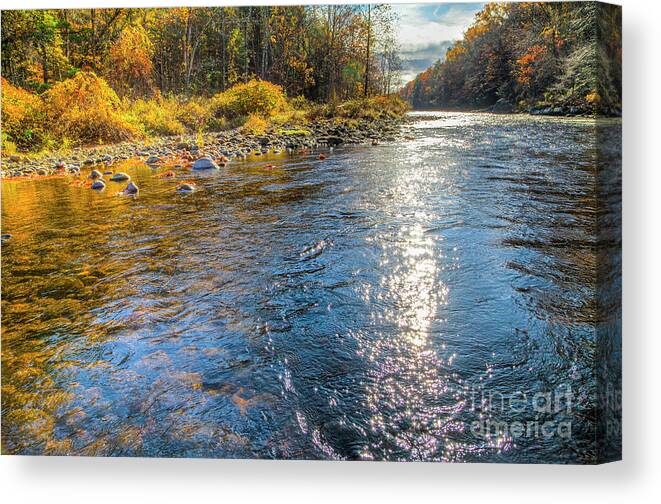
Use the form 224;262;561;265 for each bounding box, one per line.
44;70;139;144
241;113;268;135
308;94;409;121
175;99;211;131
211;79;288;119
124;96;185;136
1;77;46;150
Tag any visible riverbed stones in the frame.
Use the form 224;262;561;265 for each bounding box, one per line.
192;157;219;170
145;155;161;165
89;169;103;179
91;179;106;190
1;116;404;178
123;181;139;195
176;183;196;193
110;172;130;182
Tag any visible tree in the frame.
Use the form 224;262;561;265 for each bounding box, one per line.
106;24;154;96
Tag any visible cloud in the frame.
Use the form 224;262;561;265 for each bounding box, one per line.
393;3;484;86
399;40;454;83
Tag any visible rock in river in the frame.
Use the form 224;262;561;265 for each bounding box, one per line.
123;181;139;195
89;169;103;179
192;157;220;170
110;172;130;182
91;180;106;190
145;155;162;165
176;183;196;193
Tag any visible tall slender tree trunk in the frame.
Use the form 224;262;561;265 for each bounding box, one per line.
364;5;371;97
41;45;49;84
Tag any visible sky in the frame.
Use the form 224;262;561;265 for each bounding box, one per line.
392;2;485;86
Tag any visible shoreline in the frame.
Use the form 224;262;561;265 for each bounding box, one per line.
408;108;622;118
0;116;403;180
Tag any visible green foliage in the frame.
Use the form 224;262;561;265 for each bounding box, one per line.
279;128;312;136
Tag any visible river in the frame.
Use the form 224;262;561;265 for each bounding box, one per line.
1;111;621;463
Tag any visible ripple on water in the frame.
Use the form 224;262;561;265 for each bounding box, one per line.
1;113;620;462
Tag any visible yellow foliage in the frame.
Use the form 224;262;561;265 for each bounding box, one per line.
1;77;45;150
175;99;211;131
106;24;154;97
44;70;139;144
309;94;409;121
124;96;185;136
211;79;288;119
585;91;601;105
241;113;268;135
2;76;405;153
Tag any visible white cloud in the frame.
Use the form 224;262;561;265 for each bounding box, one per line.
392;3;484;86
394;3;481;52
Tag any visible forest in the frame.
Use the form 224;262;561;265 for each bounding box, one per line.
1;5;403;153
400;2;622;115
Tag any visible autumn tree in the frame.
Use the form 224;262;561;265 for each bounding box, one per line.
105;24;154;97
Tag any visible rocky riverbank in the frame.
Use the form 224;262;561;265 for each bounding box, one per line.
485;97;622;117
1;117;403;179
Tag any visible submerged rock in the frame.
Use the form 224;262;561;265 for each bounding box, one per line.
110;172;130;182
89;169;103;179
192;157;219;170
91;180;106;190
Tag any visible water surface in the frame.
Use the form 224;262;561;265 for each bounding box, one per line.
1;112;621;462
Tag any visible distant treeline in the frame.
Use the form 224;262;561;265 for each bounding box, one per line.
400;2;621;115
1;5;401;101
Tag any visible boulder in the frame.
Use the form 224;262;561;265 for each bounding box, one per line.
145;155;162;165
110;172;130;181
91;180;106;190
192;157;219;170
123;181;139;195
89;169;103;179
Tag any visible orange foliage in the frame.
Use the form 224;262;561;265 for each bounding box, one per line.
44;70;139;144
1;77;45;149
106;25;154;97
515;45;547;85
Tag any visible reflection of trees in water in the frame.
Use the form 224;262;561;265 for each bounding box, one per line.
1;158;324;455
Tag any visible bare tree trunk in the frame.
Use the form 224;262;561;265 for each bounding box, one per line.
41;45;49;84
364;5;371;97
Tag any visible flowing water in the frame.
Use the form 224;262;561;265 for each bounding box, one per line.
1;112;621;462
